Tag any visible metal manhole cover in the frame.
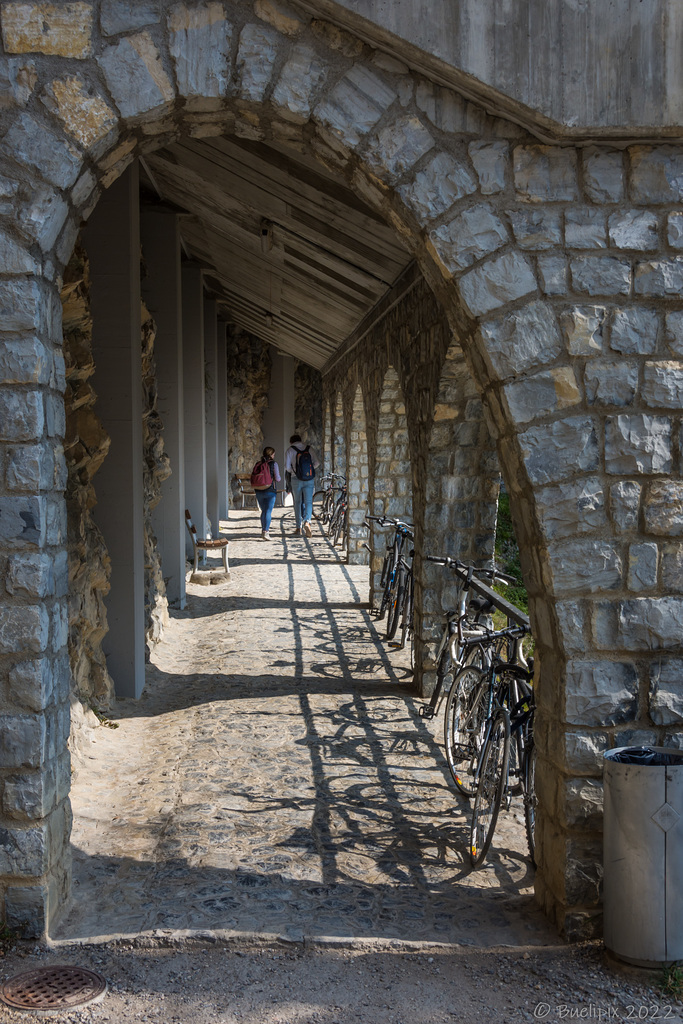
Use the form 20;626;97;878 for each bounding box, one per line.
0;965;107;1014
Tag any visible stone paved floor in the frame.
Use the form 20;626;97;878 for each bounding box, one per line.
54;509;558;949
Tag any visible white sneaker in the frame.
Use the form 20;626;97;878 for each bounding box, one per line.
264;531;270;541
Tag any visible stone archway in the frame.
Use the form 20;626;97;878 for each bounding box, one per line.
0;0;681;940
347;385;369;564
332;392;346;479
322;400;332;478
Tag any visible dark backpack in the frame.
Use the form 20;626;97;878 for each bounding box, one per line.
250;458;273;488
295;445;315;481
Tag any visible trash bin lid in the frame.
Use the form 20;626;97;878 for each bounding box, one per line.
604;745;683;766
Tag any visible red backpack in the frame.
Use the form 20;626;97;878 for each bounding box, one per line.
250;458;273;489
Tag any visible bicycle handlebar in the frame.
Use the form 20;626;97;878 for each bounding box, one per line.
426;554;516;587
365;515;414;531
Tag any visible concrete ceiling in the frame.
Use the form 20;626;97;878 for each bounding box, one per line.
142;135;412;369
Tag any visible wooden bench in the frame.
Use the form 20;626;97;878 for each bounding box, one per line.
185;509;229;574
234;473;257;508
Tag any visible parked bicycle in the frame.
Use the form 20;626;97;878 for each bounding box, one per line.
327;481;348;547
365;514;414;642
312;473;345;527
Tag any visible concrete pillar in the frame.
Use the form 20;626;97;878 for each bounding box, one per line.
140;206;186;609
262;349;295;468
204;297;219;536
216;319;229;520
82;163;145;699
182;264;206;558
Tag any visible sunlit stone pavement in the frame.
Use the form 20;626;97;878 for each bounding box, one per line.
54;508;557;948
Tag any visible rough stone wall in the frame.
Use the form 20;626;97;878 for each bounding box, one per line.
61;245;113;709
227;327;271;504
140;301;170;653
347;386;368;563
294;360;322;453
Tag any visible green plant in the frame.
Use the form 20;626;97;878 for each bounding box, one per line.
659;961;683;1000
87;701;119;729
0;921;24;955
493;491;528;614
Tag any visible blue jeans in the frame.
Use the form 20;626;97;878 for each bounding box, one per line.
290;477;315;528
255;489;277;531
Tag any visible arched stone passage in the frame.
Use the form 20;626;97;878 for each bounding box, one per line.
417;343;500;698
369;368;412;606
333;392;346;480
0;0;682;940
347;386;369;564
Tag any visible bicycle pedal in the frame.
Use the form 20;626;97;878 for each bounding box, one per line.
419;706;436;720
388;641;403;649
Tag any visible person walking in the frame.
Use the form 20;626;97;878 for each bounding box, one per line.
285;434;320;537
251;446;281;540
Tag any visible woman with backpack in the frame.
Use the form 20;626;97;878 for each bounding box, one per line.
251;446;281;540
284;434;320;537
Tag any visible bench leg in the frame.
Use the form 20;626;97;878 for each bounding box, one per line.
194;548;199;574
222;546;229;574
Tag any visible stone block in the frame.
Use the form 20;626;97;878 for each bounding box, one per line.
0;496;45;548
101;0;159;35
554;600;588;658
0;112;80;189
0;231;38;274
564;729;610;774
593;597;683;651
665;313;683;358
628;542;658;591
518;416;599;486
0;388;43;441
502;366;581;426
478;300;563;379
570;256;631;296
0;55;37;108
560;306;605;357
169;3;231;103
564;660;638;726
6;444;53;491
604;414;672;474
429;205;508;274
0;713;46;767
536;477;606;541
609;481;640;533
98;32;175;119
609;306;658;355
256;0;305;36
7;553;55;598
582;148;625;203
272;43;326;122
1;3;92;58
537;255;568;295
367;115;433;181
635;258;683;297
608;210;658;251
0;824;47;876
468;140;508;194
667;212;683;249
3;769;56;821
0;338;50;385
44;391;65;439
562;778;603;829
565;208;607;249
584;360;637;407
17;188;69;252
642;361;683;408
629;145;683;203
513;145;578;201
398;152;476;222
9;658;53;712
315;65;396;149
4;883;47;937
661;542;683;592
458;251;537;317
508;208;562;250
547;539;622;595
643;480;683;535
649;659;683;724
42;76;117;151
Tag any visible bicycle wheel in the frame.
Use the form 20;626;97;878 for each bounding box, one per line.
378;550;397;620
385;569;405;641
523;738;537;867
444;666;487;797
312;490;325;521
398;570;414;653
469;709;510;868
333;505;346;547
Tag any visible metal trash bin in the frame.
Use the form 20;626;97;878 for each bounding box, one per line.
603;745;683;967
